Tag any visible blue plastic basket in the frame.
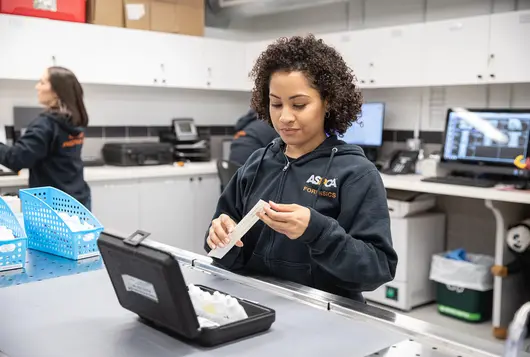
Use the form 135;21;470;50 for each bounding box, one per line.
0;197;27;271
20;187;103;261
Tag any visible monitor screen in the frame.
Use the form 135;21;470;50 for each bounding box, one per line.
442;109;530;166
179;122;192;133
342;103;385;147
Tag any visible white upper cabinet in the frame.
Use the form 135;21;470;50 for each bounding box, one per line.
319;31;373;87
2;11;530;91
57;24;161;87
423;15;491;86
369;23;425;88
204;39;247;91
159;33;209;90
0;15;55;81
321;25;425;88
489;10;530;84
244;39;271;90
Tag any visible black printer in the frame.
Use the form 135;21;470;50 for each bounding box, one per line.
102;142;174;166
159;118;210;162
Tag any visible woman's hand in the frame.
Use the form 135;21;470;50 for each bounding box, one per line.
257;201;310;240
206;214;243;250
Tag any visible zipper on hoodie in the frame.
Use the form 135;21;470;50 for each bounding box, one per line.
265;152;291;267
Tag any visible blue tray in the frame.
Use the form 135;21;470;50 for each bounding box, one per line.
0;249;103;288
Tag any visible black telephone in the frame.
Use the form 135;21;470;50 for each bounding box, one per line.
382;150;420;175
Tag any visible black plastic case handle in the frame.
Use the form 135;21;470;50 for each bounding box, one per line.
123;230;152;247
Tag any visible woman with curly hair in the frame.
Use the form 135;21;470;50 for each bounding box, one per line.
205;34;397;302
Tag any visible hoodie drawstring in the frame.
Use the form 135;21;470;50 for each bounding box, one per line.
247;141;275;195
312;147;338;208
247;142;338;208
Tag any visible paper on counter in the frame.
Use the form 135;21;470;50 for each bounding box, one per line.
208;199;269;259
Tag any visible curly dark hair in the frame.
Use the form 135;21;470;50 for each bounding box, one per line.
249;34;363;135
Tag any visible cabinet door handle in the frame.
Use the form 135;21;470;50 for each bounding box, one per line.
370;79;375;84
490;74;496;79
154;78;158;84
189;177;194;182
477;74;483;79
198;177;202;182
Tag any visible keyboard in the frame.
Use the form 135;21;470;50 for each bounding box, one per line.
421;176;497;188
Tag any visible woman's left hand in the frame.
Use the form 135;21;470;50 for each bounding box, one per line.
257;201;310;240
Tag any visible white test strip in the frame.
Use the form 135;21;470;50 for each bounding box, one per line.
208;199;269;259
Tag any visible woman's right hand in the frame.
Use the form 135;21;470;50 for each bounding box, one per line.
206;214;243;250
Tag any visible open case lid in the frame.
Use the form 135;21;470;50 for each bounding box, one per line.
97;231;201;339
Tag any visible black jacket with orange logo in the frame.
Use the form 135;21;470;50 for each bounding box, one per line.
206;135;397;302
0;112;90;208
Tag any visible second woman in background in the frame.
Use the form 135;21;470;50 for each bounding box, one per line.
0;66;92;210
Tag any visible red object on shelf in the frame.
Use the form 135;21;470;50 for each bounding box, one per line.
0;0;86;23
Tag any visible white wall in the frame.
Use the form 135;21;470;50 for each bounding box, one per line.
222;0;530;131
1;0;530;130
0;79;250;127
363;84;530;131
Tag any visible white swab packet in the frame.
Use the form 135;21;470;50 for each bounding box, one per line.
208;199;269;259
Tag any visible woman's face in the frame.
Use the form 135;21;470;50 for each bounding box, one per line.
269;71;327;156
35;70;57;108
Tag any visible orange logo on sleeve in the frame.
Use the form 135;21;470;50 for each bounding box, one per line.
62;132;85;148
234;130;247;139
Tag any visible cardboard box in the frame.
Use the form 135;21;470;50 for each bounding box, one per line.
124;0;204;36
87;0;124;27
124;0;150;30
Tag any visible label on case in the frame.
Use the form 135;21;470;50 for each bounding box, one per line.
122;274;159;303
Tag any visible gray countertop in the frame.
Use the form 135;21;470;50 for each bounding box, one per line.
0;266;407;357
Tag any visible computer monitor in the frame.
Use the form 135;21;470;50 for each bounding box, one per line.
442;108;530;169
342;103;385;147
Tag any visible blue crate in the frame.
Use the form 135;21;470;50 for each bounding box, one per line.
20;187;104;261
0;197;27;271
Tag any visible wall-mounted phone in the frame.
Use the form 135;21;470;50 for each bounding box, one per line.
382;150;420;175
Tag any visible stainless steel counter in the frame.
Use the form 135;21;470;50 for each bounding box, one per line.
0;240;524;357
145;241;527;357
0;267;407;356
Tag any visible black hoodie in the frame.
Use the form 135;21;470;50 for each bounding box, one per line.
205;135;398;302
229;110;278;165
0;112;90;208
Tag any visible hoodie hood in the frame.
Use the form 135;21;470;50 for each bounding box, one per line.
43;111;84;136
247;135;368;208
234;109;259;131
268;135;366;162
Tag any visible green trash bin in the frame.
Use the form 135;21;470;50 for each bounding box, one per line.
430;253;494;323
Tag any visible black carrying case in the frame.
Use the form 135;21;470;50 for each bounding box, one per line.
97;231;276;347
102;142;174;166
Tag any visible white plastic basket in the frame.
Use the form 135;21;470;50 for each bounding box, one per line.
429;253;494;292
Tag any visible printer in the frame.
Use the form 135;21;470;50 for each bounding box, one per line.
159;118;210;162
102;142;174;166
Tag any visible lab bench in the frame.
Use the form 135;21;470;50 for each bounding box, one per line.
0;244;522;357
1;162;529;337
